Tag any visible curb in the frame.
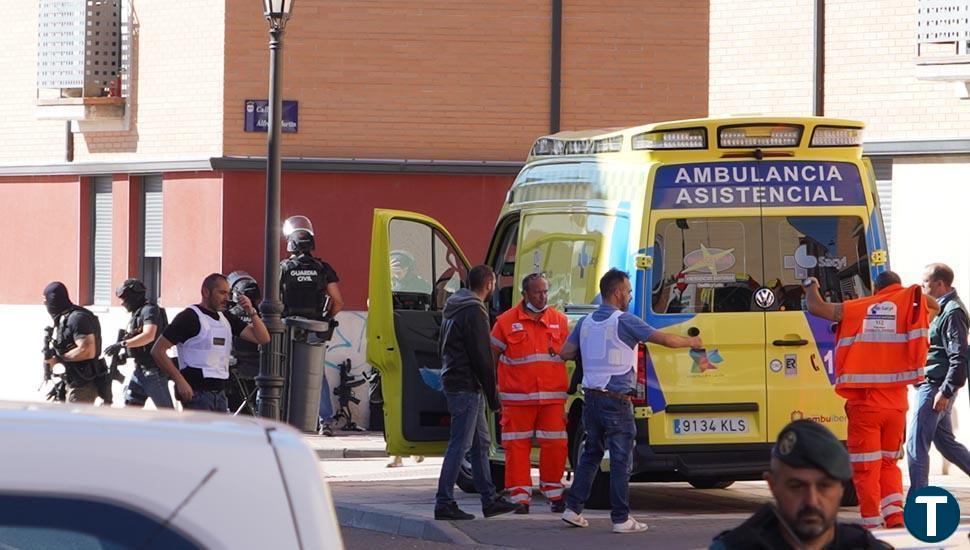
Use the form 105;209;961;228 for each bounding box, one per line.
315;448;388;459
335;502;479;545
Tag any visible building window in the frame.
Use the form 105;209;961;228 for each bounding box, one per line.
142;175;163;302
92;177;113;305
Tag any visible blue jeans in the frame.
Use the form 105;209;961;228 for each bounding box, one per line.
906;382;970;495
318;369;333;422
184;389;229;413
566;391;636;524
435;391;497;508
124;366;174;409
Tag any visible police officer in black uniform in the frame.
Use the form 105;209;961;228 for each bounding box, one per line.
280;215;344;434
227;271;262;414
710;420;891;550
105;278;174;409
42;282;103;404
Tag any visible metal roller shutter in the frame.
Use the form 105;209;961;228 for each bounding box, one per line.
93;177;113;305
871;158;893;251
143;175;163;258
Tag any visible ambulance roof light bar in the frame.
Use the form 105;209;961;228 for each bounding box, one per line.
810;126;864;147
531;135;623;156
718;124;802;148
631;128;707;150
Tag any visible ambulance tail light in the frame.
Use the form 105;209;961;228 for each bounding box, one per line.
633;343;647;406
718;124;802;148
810;126;864;147
632;128;707;150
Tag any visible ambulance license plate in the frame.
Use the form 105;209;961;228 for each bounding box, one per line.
672;416;749;435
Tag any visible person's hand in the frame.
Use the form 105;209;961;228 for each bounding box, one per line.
43;356;58;367
104;342;124;357
803;277;820;288
687;336;703;349
934;392;950;412
175;379;195;402
236;294;257;316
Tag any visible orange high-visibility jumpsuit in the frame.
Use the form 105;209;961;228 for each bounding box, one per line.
490;302;569;506
836;283;929;529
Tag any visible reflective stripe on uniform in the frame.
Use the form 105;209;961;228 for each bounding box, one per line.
881;493;904;508
498;353;562;366
837;328;929;348
881;448;903;460
502;430;534;441
508;486;531;503
849;451;882;463
542;487;564;498
535;430;568;440
490;336;507;351
835;369;923;386
860;516;883;529
499;391;569;401
881;505;903;518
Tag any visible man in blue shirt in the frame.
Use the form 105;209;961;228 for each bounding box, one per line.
558;268;702;534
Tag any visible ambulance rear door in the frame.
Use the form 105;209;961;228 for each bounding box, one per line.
760;160;876;441
366;209;470;456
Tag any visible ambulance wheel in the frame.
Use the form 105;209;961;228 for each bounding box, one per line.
840;480;858;506
688;479;735;490
568;416;611;509
456;457;506;494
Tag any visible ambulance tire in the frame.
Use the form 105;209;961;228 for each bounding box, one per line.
840;480;858;506
688;479;735;490
456;456;506;494
568;415;611;510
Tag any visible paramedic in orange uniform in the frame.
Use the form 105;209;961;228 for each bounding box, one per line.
805;271;936;529
490;273;570;514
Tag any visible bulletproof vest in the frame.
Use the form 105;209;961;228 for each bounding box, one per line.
55;306;102;379
228;303;260;359
281;254;328;319
925;294;969;381
127;303;167;368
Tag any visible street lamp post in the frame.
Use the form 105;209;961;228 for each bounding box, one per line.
256;0;294;421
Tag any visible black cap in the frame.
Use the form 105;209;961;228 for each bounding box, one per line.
772;420;852;482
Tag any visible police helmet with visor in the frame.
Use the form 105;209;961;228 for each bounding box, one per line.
283;215;315;254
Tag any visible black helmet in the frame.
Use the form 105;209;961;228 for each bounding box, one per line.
116;278;148;312
283;215;315;254
116;278;147;299
228;271;262;304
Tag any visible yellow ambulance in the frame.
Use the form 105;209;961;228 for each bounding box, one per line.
367;116;886;506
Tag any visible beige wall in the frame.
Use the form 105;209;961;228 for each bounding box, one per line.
0;1;225;166
709;0;815;117
74;1;225;160
0;4;73;164
710;0;970;141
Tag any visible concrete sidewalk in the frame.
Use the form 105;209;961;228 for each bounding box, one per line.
303;431;388;459
328;472;970;548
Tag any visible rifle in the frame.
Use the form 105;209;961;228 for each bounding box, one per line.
104;329;129;384
331;359;370;431
41;326;55;384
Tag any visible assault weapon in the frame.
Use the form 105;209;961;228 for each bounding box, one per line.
104;329;130;384
41;326;55;383
331;359;375;432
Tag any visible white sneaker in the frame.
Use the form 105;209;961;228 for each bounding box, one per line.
562;508;589;528
612;517;649;534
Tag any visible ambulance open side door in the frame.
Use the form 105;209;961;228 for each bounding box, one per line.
366;209;471;456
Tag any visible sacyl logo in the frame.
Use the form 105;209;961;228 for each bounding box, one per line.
903;486;960;543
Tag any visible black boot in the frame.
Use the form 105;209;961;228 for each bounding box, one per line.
434;502;474;520
483;497;521;518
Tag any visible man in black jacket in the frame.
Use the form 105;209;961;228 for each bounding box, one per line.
434;265;519;521
710;420;890;550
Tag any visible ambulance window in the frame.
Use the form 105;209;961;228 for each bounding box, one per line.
388;219;435;311
652;217;764;314
491;220;519;316
763;216;871;311
433;230;468;311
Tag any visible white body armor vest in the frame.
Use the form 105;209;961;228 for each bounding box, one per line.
579;310;636;390
176;306;233;380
